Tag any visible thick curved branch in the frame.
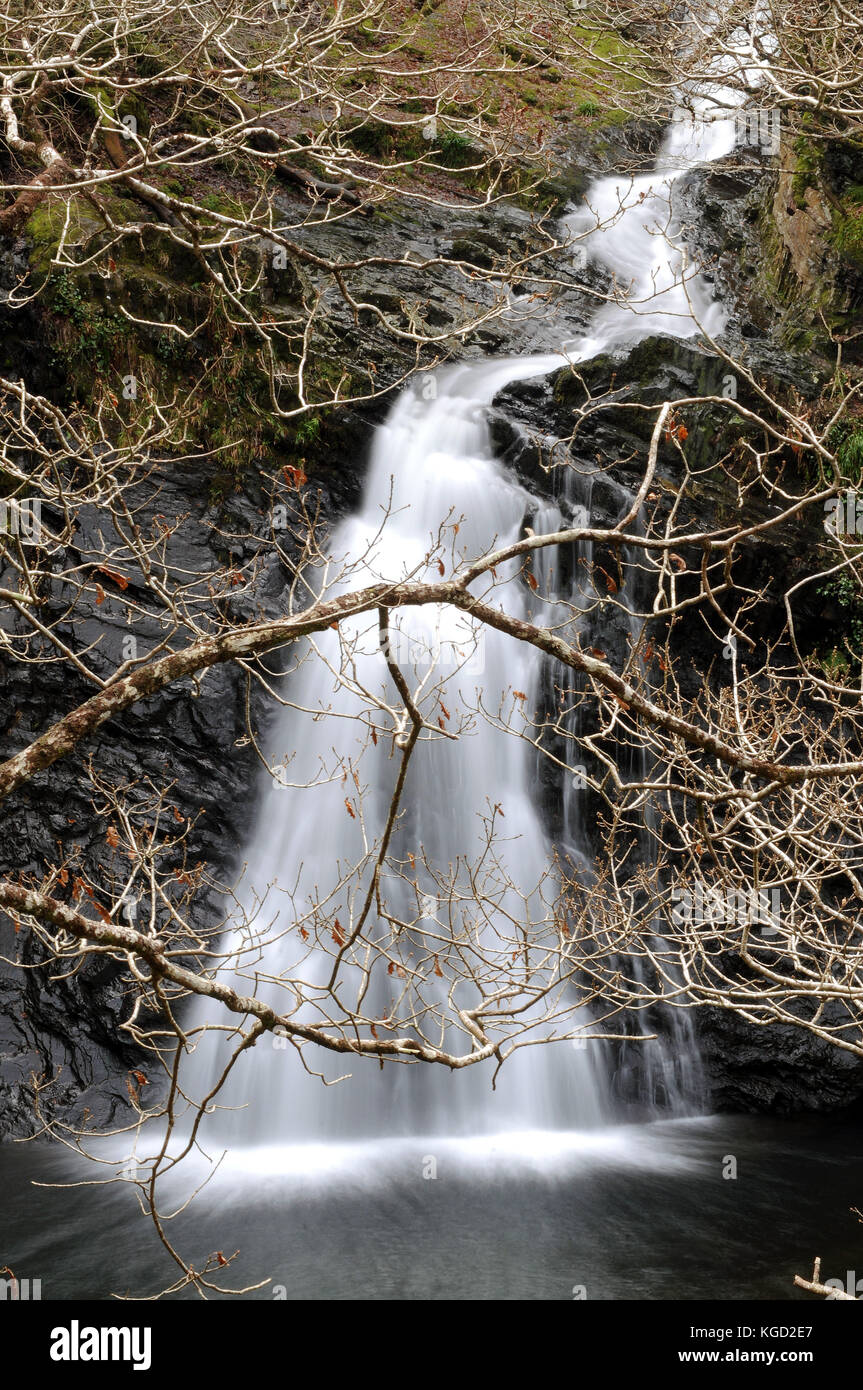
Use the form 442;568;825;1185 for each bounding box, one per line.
0;881;495;1068
2;555;862;808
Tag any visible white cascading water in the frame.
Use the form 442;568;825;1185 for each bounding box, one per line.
183;95;743;1148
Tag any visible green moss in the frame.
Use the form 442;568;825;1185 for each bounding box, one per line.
597;108;633;128
25;198;96;274
23;205;280;465
295;414;321;445
343;117;455;166
198;189;244;217
828;421;863;483
46;273;126;374
436;132;476;168
831;203;863;268
25;191;143;279
126;30;173;78
791;135;820;208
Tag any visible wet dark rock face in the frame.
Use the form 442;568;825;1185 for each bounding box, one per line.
0;365;393;1138
494;328;863;1115
0;463;259;1136
1;120;861;1136
696;1006;863;1114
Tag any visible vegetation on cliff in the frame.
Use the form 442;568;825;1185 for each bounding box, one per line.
3;0;863;1304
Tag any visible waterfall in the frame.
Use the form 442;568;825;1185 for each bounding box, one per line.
187;356;610;1143
182;98;741;1148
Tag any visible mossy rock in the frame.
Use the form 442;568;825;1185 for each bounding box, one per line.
26;198;107;276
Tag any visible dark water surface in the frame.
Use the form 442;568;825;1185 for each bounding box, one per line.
1;1116;861;1300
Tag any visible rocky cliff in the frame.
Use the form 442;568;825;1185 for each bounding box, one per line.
1;112;862;1137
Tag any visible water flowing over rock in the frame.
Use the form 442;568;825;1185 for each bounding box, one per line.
3;20;863;1144
180;104;757;1148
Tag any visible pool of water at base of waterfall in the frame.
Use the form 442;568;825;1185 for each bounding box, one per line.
2;1114;862;1300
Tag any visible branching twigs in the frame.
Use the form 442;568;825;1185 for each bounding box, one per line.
794;1257;858;1299
3;0;863;1302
